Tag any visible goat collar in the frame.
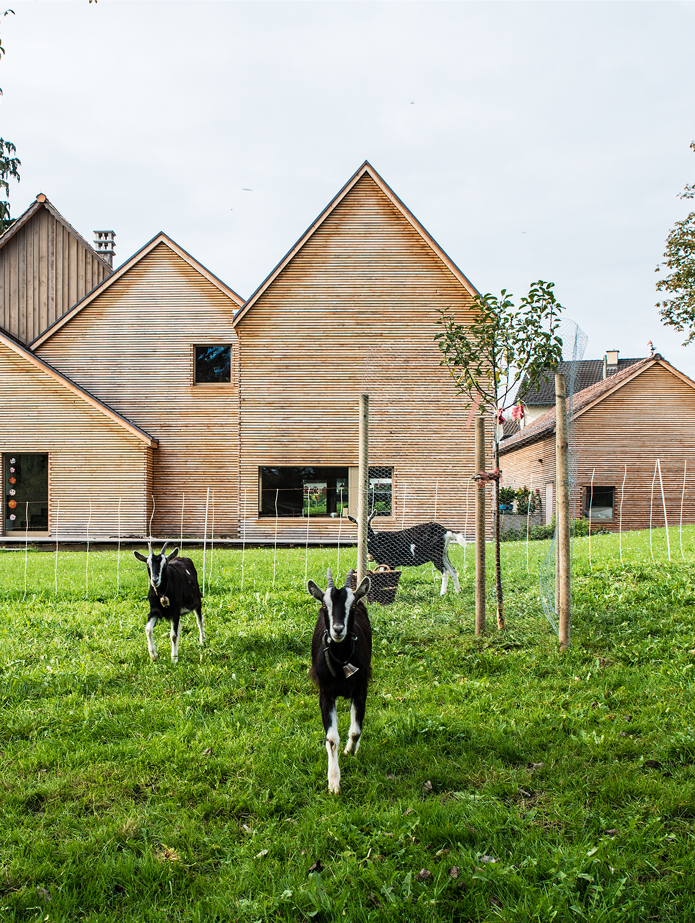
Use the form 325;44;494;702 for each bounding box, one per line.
322;630;359;679
150;570;170;608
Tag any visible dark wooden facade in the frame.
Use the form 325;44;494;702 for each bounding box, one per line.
500;357;695;532
0;195;112;345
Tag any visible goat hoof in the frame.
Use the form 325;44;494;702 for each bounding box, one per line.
150;653;159;662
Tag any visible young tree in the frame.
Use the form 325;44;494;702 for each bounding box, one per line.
0;10;20;234
657;141;695;344
435;281;564;629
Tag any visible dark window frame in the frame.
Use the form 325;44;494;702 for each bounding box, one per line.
4;453;49;534
584;484;615;522
193;345;232;385
257;465;394;519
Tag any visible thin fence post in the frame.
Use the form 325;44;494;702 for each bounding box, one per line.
650;461;657;564
657;459;671;562
241;489;247;591
273;489;279;589
475;414;486;636
85;499;92;599
23;501;29;601
209;492;215;588
337;486;344;577
149;495;155;541
526;476;533;576
556;372;571;651
357;394;369;584
202;487;210;595
304;482;311;586
619;465;627;566
116;498;122;597
180;493;185;550
54;498;60;597
463;476;470;575
681;460;687;562
588;468;595;573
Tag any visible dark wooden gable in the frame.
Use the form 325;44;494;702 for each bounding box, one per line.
0;195;113;345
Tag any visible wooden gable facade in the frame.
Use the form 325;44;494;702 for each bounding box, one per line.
233;162;480;541
32;235;243;539
0;329;156;539
500;356;695;532
0;194;113;345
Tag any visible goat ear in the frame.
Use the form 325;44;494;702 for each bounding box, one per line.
354;576;371;601
307;580;325;601
166;547;179;562
134;551;147;562
347;515;358;525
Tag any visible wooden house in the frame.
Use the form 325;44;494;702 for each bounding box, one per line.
0;194;113;345
31;234;244;539
500;355;695;532
233;161;480;542
0;328;156;538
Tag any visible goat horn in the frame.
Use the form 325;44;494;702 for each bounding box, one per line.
326;567;335;589
160;541;169;555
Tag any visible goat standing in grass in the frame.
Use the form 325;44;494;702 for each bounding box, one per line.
307;568;372;794
134;542;204;663
349;511;466;595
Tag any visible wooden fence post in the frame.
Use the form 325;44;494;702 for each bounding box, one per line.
556;373;571;649
357;393;369;584
475;414;486;636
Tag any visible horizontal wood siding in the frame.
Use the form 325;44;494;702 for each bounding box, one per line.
0;348;150;538
36;244;240;538
502;363;695;531
0;205;111;344
237;174;481;541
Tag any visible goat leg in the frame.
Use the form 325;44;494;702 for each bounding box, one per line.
320;691;340;793
170;615;180;663
196;608;205;646
345;692;366;755
145;615;159;662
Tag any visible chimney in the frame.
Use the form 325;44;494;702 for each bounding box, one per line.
93;230;116;268
603;350;619;378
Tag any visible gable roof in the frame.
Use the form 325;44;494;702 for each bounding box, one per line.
518;357;645;406
499;355;691;454
0;328;158;447
232;160;479;327
0;193;113;273
30;232;244;349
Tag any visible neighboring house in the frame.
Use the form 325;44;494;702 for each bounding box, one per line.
1;163;481;541
0;194;113;345
515;351;645;426
500;354;695;532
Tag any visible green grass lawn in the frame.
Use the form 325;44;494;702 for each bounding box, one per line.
1;528;694;922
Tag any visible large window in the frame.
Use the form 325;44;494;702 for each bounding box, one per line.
4;454;49;533
258;465;393;518
194;345;231;383
584;485;615;521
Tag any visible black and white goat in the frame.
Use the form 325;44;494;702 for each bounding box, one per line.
307;568;372;794
349;512;466;595
134;542;204;663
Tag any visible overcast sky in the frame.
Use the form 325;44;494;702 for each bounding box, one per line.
3;1;695;379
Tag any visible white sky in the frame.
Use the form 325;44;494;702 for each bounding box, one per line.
3;1;695;378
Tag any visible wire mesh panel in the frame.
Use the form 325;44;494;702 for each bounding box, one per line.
539;319;589;633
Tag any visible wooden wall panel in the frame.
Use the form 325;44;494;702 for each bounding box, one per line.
501;363;695;532
236;174;482;542
0;203;111;345
0;349;151;538
36;243;240;539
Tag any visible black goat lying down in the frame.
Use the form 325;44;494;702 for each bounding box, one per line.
307;568;372;794
349;512;466;595
134;542;204;663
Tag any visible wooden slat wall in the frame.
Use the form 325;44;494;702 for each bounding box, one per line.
501;363;695;531
36;243;240;538
0;349;151;538
236;174;481;542
500;434;554;522
0;205;111;344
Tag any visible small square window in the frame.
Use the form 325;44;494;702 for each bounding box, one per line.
195;346;231;384
584;485;614;521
